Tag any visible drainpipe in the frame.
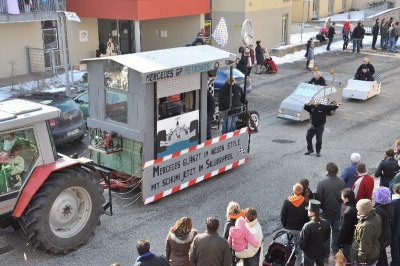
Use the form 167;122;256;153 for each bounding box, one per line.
134;20;141;53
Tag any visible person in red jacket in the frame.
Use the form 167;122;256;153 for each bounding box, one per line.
352;163;374;202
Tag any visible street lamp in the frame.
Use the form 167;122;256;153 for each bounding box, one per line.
301;0;312;43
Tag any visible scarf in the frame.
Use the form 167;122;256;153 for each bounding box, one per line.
229;211;245;220
136;251;153;262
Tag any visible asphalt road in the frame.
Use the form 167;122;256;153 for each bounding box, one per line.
1;49;399;266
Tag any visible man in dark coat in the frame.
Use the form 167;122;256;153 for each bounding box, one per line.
303;98;341;157
352;22;364;53
337;189;358;262
316;162;346;259
189;217;231;266
308;71;327;86
134;239;170;266
219;77;245;135
255;40;264;74
327;22;336;51
355;65;374;81
391;183;400;266
375;149;400;187
371;18;380;50
281;183;309;266
299;200;331;266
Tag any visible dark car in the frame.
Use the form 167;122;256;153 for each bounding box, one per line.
13;92;86;145
213;68;252;100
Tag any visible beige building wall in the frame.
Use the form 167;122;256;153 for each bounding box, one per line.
67;18;99;65
292;0;313;22
0;22;43;79
212;0;292;54
141;15;204;52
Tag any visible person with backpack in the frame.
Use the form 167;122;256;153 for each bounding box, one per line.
299;200;331;266
371;18;380;50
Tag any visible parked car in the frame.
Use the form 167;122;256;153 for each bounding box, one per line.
277;82;343;122
12;92;86;145
213;68;252;99
74;90;128;120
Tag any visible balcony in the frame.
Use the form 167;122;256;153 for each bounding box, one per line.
0;0;65;23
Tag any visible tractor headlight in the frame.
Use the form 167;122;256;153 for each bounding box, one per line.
278;109;283;114
296;113;301;117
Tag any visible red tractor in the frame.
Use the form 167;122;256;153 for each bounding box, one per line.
0;99;106;254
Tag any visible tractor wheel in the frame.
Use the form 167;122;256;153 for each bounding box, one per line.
19;166;104;254
329;101;337;115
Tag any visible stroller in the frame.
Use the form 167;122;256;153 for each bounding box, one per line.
263;230;298;266
264;56;278;74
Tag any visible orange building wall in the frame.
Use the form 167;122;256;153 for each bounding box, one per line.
67;0;210;20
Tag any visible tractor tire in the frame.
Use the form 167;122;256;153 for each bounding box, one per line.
19;166;104;254
329;101;336;116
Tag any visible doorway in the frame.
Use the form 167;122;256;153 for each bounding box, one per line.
313;0;319;18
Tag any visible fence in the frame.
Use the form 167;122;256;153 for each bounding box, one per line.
364;2;389;17
0;0;65;15
28;47;68;75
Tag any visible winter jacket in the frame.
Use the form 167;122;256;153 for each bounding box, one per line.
255;45;264;65
235;218;263;265
389;172;400;194
207;89;215;117
392;194;400;237
389;26;397;38
218;83;244;115
166;229;197;266
189;231;231;266
308;77;327;86
351;210;382;264
356;63;375;75
328;25;336;38
303;104;339;127
228;217;259;252
134;252;171;266
223;211;244;240
381;23;389;38
355;71;374;81
306;47;314;61
315;175;345;219
353;173;374;202
340;162;358;188
299;217;330;260
352;25;364;39
337;200;358;247
280;195;309;231
375;203;394;249
375;157;400;184
236;53;247;75
372;22;380;35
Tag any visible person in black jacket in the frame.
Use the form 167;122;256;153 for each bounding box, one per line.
255;40;264;74
219;77;245;135
308;71;327;86
355;57;375;76
281;183;309;266
299;200;331;266
373;187;394;266
337;189;358;262
327;22;336;51
355;65;374;81
223;201;244;266
352;22;364;53
304;97;341;157
236;46;248;76
207;89;216;140
134;239;170;266
375;149;400;187
371;18;380;50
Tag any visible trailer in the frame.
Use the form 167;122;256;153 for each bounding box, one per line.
343;79;381;100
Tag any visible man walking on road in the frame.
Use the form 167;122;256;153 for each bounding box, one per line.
316;162;345;260
371;18;380;50
303;96;341;157
352;22;364;53
327;22;336;51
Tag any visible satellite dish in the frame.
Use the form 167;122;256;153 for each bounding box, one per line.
241;19;254;47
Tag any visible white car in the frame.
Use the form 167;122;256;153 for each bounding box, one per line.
343;79;381;100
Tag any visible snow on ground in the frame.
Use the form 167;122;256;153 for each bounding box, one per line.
318;10;365;22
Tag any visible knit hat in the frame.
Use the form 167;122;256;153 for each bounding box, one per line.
373;187;392;205
356;199;373;214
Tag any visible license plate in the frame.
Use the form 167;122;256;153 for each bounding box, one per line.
67;128;79;137
284;114;292;119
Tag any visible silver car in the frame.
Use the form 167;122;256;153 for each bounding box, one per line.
277;83;343;122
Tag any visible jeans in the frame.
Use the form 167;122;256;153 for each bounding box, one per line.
381;37;388;49
342;244;354;263
353;39;361;53
222;115;238;135
389;37;396;52
306;125;324;152
282;230;303;266
391;236;399;266
242;247;261;266
327;37;333;50
372;34;378;48
324;216;341;256
304;256;324;266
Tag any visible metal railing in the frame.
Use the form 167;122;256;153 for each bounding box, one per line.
0;0;65;15
364;2;389;17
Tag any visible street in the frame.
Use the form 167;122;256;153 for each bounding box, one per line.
1;49;400;265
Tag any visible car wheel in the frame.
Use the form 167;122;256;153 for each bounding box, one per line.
329;101;336;115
